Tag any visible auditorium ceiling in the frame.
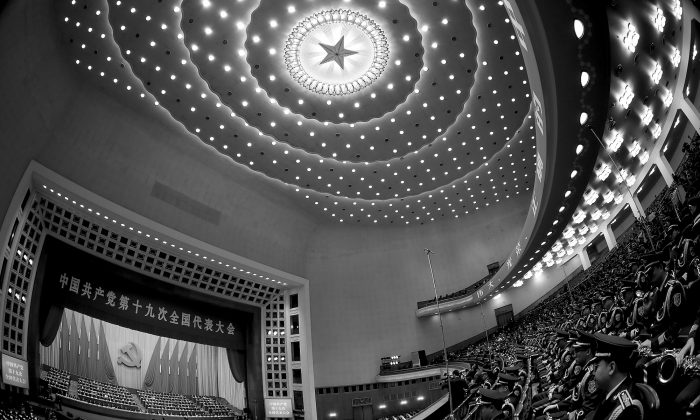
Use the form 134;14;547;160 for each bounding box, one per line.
56;0;535;225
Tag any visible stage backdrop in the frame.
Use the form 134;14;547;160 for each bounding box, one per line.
40;308;245;408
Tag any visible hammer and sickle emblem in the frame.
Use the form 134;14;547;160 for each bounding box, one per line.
117;342;142;368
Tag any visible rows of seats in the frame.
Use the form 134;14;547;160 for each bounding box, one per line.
417;273;494;308
43;367;69;395
377;410;419;420
76;377;138;412
435;135;700;419
191;395;235;416
0;409;38;420
39;367;240;417
136;389;204;416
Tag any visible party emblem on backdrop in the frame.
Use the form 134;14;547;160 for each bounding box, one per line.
117;342;142;368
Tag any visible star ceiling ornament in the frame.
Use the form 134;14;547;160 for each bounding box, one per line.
318;36;358;69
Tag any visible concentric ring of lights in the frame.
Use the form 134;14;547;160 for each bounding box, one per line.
284;9;389;96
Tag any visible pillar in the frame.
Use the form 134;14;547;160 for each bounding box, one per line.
578;249;591;270
654;154;675;186
602;225;617;250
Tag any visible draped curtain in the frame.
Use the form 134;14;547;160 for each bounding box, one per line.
39;305;64;347
226;349;247;383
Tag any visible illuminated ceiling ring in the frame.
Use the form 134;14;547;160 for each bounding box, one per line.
284;9;389;96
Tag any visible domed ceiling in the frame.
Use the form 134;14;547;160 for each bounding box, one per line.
57;0;535;225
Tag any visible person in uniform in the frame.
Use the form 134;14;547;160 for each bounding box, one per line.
588;333;643;420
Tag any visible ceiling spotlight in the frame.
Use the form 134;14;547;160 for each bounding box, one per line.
580;71;589;87
579;112;588;125
573;19;584;39
606;130;624;152
629;140;641;157
575;144;584;154
650;61;663;84
621;22;640;53
670;46;681;67
618;84;634;109
596;163;612;181
652;7;666;32
662;90;673;107
671;0;682;20
640;106;653;126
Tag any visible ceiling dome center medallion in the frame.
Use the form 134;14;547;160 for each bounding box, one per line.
284;10;389;96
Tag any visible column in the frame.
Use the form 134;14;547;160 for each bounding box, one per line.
578;249;591;270
654;154;675;186
602;225;617;250
681;97;700;135
627;194;645;218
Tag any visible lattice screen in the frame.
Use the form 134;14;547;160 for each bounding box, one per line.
264;295;290;398
37;195;280;304
1;190;43;359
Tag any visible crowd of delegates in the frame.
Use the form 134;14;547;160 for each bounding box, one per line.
76;377;139;411
37;366;242;418
418;273;495;309
433;136;700;420
377;409;419;420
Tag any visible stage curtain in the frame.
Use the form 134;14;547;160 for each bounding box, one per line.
98;321;118;385
78;317;89;378
178;344;189;395
88;319;99;381
197;344;218;396
59;311;69;370
39;305;64;347
68;314;79;374
188;346;198;395
226;349;246;383
218;347;246;408
143;338;161;391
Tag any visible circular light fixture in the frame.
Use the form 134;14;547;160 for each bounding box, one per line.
579;112;588;125
575;144;584;154
580;71;589;87
573;19;584;39
284;9;389;96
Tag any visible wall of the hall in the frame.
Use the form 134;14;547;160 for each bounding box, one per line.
0;0;318;278
305;193;532;387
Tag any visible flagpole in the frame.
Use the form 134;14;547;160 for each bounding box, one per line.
424;249;454;419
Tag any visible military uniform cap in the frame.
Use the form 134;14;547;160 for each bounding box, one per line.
497;373;519;384
478;388;509;407
588;333;637;367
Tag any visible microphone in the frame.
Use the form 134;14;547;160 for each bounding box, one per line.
424;249;436;254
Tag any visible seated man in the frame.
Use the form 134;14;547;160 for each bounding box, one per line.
588;333;643;420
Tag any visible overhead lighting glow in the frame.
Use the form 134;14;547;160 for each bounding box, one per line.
580;71;589;87
607;130;624;152
650;61;663;84
618;84;634;109
671;0;682;20
573;19;584;39
640;106;653;126
652;7;666;32
579;112;588;125
596;163;612;181
583;189;599;205
621;22;640;53
629;140;641;157
670;46;681;67
650;123;662;139
576;144;584;154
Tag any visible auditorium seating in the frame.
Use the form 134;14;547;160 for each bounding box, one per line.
0;409;38;420
409;134;700;419
377;410;419;420
136;389;205;416
76;377;138;412
43;367;70;395
191;395;236;416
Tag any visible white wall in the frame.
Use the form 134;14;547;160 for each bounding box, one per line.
305;194;531;387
